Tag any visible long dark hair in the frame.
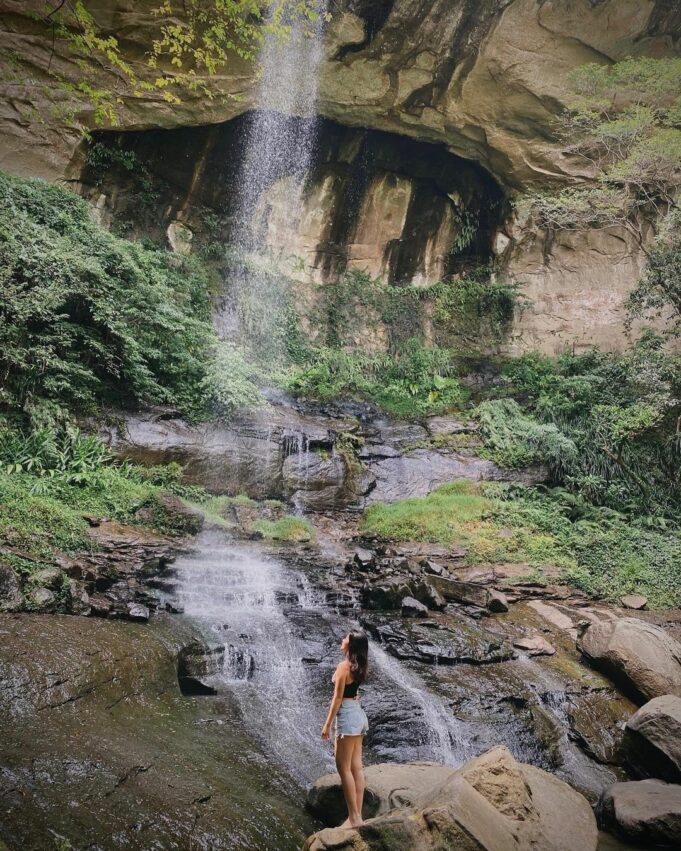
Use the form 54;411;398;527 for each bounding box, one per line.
347;632;369;684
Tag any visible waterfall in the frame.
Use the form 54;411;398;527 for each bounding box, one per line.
171;531;476;786
216;1;328;345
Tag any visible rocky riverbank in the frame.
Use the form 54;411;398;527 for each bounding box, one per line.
99;399;545;509
3;506;681;848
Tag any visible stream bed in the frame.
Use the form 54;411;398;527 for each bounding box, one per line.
169;529;626;798
0;528;642;849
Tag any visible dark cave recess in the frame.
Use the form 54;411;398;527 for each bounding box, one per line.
78;112;506;285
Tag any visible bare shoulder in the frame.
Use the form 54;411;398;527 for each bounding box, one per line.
333;660;350;680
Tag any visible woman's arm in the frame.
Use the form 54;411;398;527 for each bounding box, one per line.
321;662;347;739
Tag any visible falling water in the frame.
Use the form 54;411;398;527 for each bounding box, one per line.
369;644;471;766
216;1;328;344
171;531;476;786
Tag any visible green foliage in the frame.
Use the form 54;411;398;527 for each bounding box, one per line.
287;339;466;417
0;471;91;559
481;341;681;517
0;421;208;574
360;480;681;607
0;170;222;419
37;1;325;123
476;399;577;474
310;266;520;351
360;481;491;545
253;515;316;542
627;208;681;332
202;342;264;416
0;424;112;483
429;267;522;341
519;57;681;231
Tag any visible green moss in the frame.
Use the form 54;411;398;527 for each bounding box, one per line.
253;516;316;543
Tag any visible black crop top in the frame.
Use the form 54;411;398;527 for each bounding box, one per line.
343;678;360;698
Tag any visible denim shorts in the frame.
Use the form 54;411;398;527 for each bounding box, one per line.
335;699;369;738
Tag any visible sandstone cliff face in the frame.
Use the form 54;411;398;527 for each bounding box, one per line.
0;0;678;353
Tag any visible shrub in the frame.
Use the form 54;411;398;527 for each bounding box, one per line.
0;171;214;417
202;342;264;416
478;343;681;518
288;339;466;417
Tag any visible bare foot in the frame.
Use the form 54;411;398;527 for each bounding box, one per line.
349;818;364;828
338;819;351;829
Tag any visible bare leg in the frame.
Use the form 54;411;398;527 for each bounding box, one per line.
351;736;365;822
335;735;362;827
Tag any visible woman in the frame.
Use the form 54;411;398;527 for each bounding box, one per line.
321;631;369;828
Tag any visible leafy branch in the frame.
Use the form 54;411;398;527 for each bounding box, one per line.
36;0;325;124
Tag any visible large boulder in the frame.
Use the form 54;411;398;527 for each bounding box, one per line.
597;779;681;847
304;745;598;851
428;574;509;613
577;618;681;703
307;761;455;824
361;614;514;665
366;448;543;505
623;695;681;782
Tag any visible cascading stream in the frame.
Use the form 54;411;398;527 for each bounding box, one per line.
172;530;473;787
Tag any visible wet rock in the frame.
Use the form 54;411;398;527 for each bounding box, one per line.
428;575;509;613
578;618;681;703
412;581;446;612
513;635;556;656
365;448;539;504
88;593;114;617
425;417;478;436
620;594;647;610
177;640;225;694
623;695;681;782
597;780;681;847
420;559;446;577
66;580;91;616
125;603;150;622
401;596;428;617
0;613;315;847
305;745;597;851
567;689;633;766
226;644;255;680
372;420;428;448
283;452;348;511
353;547;375;570
28;587;56;612
361;614;514;665
0;563;22;612
358;444;402;459
360;578;412;610
530;704;564;767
